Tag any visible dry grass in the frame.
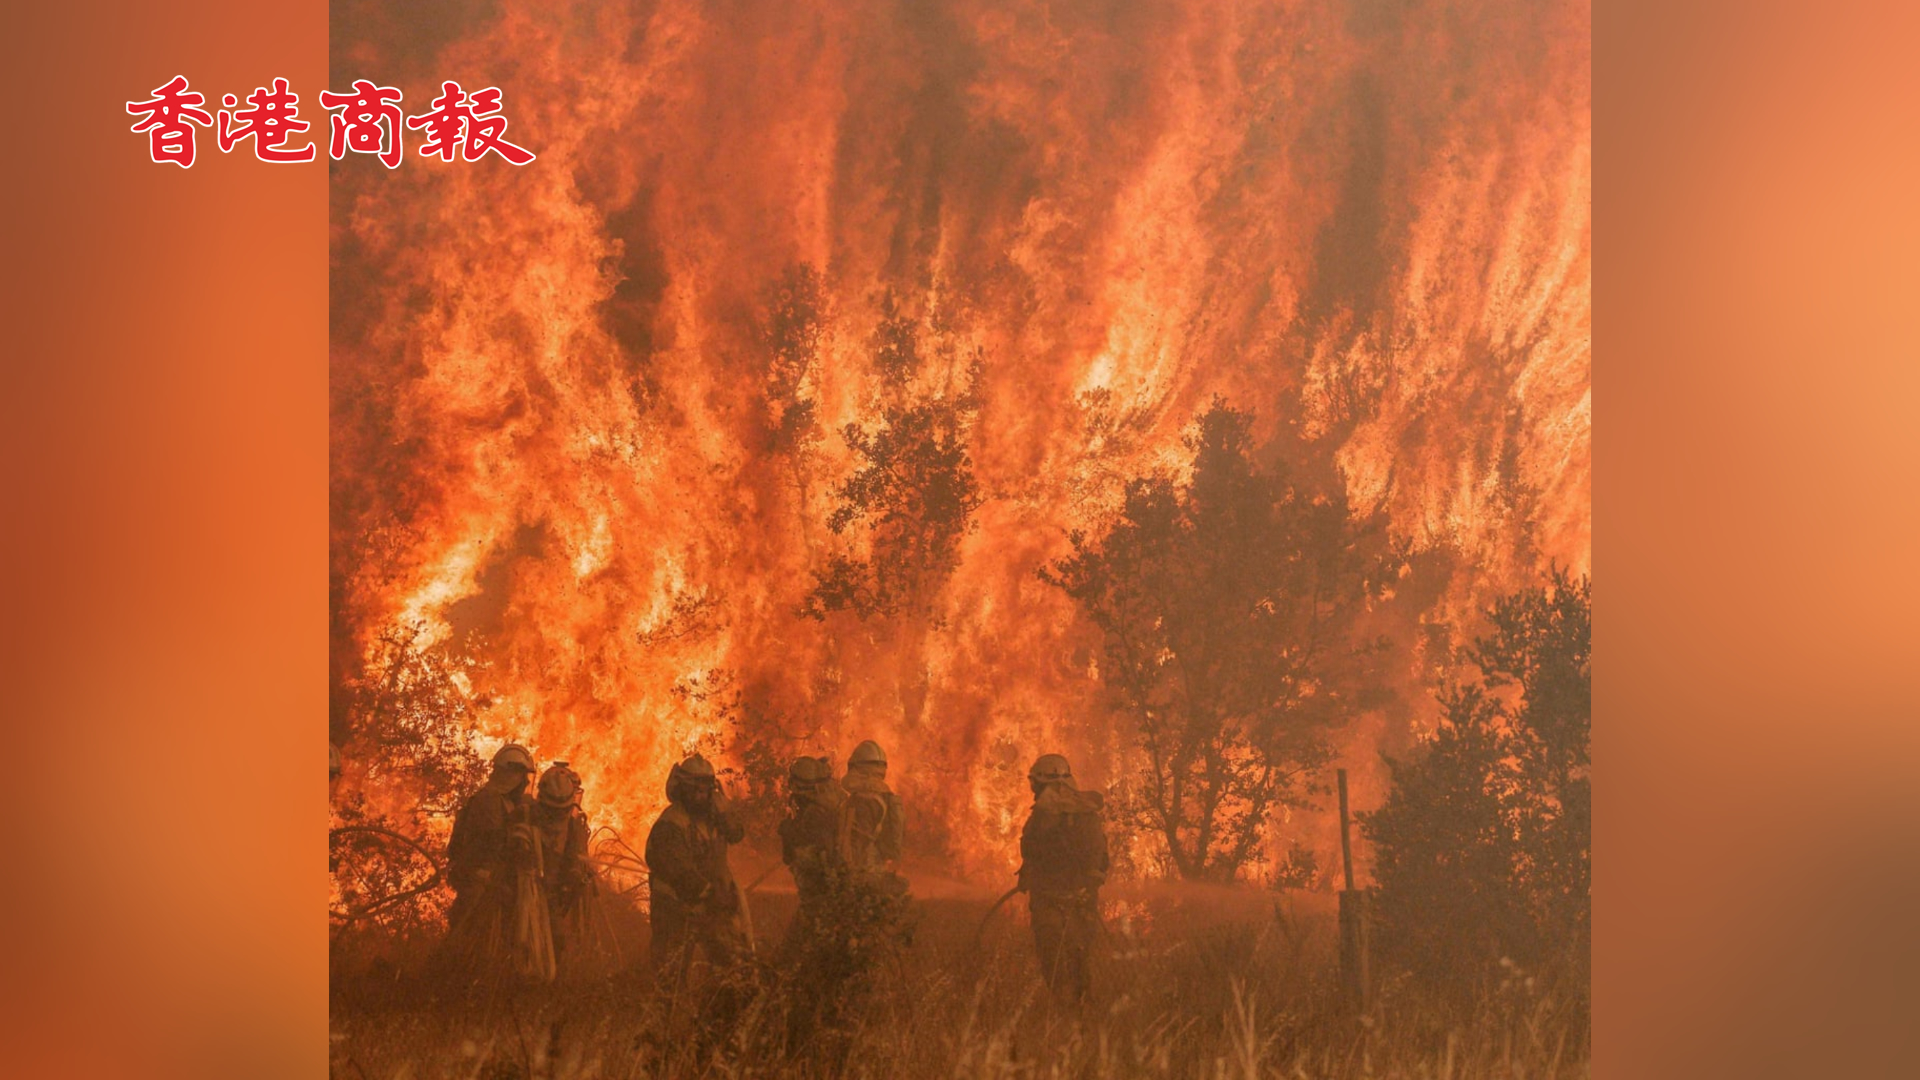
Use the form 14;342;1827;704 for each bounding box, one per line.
329;885;1587;1080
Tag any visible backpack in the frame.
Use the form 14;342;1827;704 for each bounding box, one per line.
1024;786;1107;891
838;772;902;870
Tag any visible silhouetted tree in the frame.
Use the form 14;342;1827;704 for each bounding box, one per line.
1047;400;1393;881
801;305;982;621
1364;568;1591;990
339;625;490;818
331;626;490;936
869;288;919;388
761;263;828;452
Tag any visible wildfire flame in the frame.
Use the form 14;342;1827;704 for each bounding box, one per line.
330;0;1589;882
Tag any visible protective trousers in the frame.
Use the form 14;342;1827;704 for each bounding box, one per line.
1030;890;1098;1004
649;897;743;979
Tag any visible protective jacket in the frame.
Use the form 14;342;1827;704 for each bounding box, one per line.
448;771;531;893
780;782;848;900
645;799;743;911
1018;784;1109;896
530;801;593;909
839;767;904;872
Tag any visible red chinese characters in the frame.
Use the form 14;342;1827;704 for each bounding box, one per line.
129;76;536;169
405;82;536;165
126;75;214;168
319;80;406;168
216;77;316;162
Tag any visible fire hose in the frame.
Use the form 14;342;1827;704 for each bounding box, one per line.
742;860;787;893
971;882;1023;950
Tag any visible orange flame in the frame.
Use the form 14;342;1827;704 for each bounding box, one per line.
331;0;1589;881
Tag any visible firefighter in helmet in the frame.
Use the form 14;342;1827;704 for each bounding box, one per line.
783;747;909;1052
644;753;747;974
1018;753;1109;1005
839;740;904;878
779;755;847;924
441;743;537;977
776;752;850;1041
532;761;595;970
838;742;914;955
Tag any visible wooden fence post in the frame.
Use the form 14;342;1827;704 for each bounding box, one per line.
1337;768;1373;1010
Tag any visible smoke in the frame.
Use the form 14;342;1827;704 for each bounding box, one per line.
330;0;1589;878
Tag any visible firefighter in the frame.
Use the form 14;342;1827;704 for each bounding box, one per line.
839;740;904;878
1018;753;1109;1005
441;743;537;979
832;741;914;980
644;753;747;975
779;755;847;926
531;762;595;970
776;755;850;1048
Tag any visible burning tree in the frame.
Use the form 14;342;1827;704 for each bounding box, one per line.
802;297;983;621
1364;568;1591;990
1047;401;1393;881
335;626;490;816
760;263;828;453
329;626;490;936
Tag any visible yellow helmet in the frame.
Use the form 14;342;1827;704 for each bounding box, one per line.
666;753;717;801
492;743;536;773
849;740;888;770
538;762;582;808
788;755;832;789
1028;753;1073;784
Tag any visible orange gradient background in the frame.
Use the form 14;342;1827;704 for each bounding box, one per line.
2;1;326;1077
1;2;1916;1078
1600;1;1920;1076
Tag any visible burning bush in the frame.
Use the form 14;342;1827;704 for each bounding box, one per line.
1047;400;1398;881
803;318;984;622
330;627;490;938
1364;568;1591;992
